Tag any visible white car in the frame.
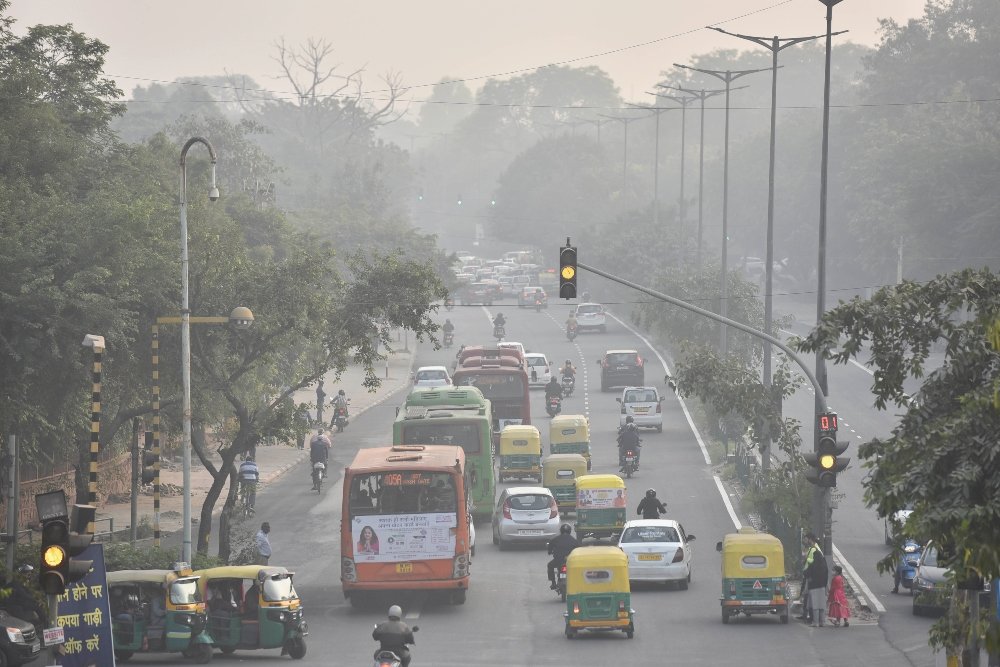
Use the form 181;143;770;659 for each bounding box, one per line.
617;519;696;588
524;353;552;388
497;341;526;361
618;386;663;432
574;303;607;332
491;487;561;549
413;365;451;388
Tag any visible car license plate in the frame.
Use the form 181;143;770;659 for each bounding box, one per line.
625;456;635;462
395;562;413;574
634;407;648;413
637;554;661;561
518;529;543;535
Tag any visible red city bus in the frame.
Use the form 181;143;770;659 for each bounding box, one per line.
341;445;473;606
452;353;531;430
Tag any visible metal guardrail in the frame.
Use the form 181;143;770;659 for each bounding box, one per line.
92;517;115;543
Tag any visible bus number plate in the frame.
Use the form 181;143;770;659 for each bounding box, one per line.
396;562;413;574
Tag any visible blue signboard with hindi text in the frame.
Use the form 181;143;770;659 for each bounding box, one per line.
55;543;114;667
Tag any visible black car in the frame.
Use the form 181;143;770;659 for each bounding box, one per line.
0;611;41;665
598;349;644;391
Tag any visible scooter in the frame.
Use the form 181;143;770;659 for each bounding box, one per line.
893;538;922;593
566;324;577;341
561;374;575;397
622;450;638;478
546;395;562;417
312;462;326;493
334;405;349;432
534;298;543;312
372;626;418;667
443;331;454;349
493;325;505;342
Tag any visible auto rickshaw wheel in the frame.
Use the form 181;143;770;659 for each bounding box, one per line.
565;627;576;639
192;642;213;663
220;646;236;654
721;610;730;624
780;613;789;624
626;624;634;639
286;637;307;659
114;651;134;663
560;589;566;602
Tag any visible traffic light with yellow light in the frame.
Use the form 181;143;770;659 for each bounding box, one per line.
40;515;69;594
559;241;577;300
804;412;850;487
36;491;95;595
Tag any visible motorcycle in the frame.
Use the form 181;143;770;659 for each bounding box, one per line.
556;563;568;602
893;538;922;593
373;626;418;667
444;298;454;312
493;324;505;342
561;374;575;397
546;395;562;417
534;298;543;312
312;461;326;493
334;405;349;432
622;450;637;479
566;324;577;341
443;331;454;349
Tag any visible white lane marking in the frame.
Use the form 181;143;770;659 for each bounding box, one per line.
850;359;875;376
832;543;886;613
606;312;711;465
715;476;742;530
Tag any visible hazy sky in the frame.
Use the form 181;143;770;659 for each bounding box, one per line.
11;0;926;105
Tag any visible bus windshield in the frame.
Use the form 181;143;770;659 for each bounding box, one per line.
400;422;481;453
349;471;457;517
455;372;525;400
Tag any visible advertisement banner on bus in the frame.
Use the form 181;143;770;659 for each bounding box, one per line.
351;513;457;563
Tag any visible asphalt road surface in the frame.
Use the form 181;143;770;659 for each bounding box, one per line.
67;298;941;666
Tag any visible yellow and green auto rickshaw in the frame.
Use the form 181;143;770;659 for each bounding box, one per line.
542;454;588;515
108;565;214;663
548;414;591;471
194;565;307;659
498;424;543;483
716;528;790;625
564;546;635;639
574;474;627;541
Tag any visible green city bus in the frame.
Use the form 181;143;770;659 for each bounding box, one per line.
393;386;496;522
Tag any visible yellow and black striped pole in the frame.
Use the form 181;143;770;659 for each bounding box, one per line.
151;323;161;547
82;334;106;535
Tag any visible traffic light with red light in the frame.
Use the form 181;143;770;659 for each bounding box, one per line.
559;241;577;300
804;411;850;487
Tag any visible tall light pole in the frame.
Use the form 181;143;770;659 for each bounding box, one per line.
674;63;770;356
599;113;643;209
179;137;219;563
628;103;674;226
658;85;727;269
815;0;846;552
649;91;697;242
710;27;840;474
81;334;105;535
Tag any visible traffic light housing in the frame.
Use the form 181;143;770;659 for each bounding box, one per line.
559;241;577;300
141;430;157;485
804;412;850;487
40;516;69;595
66;505;95;585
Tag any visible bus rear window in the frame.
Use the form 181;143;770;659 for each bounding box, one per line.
349;472;457;516
401;423;481;454
455;372;525;400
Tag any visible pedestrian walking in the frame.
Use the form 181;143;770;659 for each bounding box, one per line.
316;380;327;425
799;533;818;622
804;533;829;628
828;565;850;627
256;521;272;565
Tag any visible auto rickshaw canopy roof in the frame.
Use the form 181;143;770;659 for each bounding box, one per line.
549;414;589;443
719;530;786;576
566;546;631;593
193;565;293;584
575;473;626;491
107;570;184;585
499;424;541;454
542;454;588;480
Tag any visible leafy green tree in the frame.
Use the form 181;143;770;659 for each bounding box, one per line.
798;268;1000;655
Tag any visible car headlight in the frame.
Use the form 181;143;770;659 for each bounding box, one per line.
6;627;24;643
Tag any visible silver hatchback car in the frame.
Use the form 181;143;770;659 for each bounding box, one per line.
491;487;561;549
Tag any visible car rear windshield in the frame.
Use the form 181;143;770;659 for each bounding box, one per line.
624;389;657;402
508;494;551;511
620;526;679;543
526;357;547;367
606;353;638;365
577;305;602;314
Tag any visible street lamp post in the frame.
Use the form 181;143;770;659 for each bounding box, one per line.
815;0;846;552
649;91;697;244
709;27;840;475
658;85;727;269
599;114;643;209
674;63;770;356
628;103;674;226
179;137;219;563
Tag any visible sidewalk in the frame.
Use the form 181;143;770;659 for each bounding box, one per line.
96;344;415;543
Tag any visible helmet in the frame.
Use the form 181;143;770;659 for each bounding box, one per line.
318;428;325;434
645;489;656;498
338;389;345;396
625;416;634;424
560;524;573;535
388;605;402;620
565;360;572;365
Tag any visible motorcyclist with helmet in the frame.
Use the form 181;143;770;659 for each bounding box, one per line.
373;605;417;667
636;489;667;519
492;313;506;328
546;524;580;589
617;416;641;471
309;429;331;490
442;319;455;336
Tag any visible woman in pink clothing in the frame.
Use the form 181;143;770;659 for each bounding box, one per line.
827;565;850;627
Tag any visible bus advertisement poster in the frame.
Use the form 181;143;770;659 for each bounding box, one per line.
352;513;457;562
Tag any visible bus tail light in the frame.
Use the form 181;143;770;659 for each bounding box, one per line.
341;557;357;582
549;497;559;519
453;553;470;578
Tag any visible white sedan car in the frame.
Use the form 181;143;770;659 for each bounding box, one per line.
524;353;551;388
413;365;451;388
618;386;664;432
617;519;696;589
